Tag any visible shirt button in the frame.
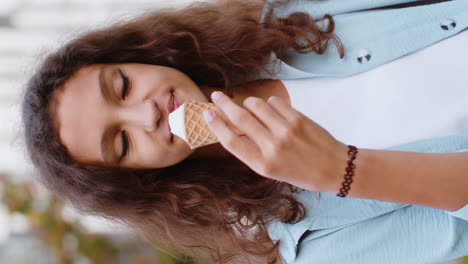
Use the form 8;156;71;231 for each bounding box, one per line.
356;48;372;64
440;19;456;31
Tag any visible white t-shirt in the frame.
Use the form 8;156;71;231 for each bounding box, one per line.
281;29;468;149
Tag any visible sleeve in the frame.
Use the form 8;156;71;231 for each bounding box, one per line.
445;204;468;221
444;148;468;222
292;205;468;264
262;0;428;21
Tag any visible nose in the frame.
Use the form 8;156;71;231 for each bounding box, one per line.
117;100;160;132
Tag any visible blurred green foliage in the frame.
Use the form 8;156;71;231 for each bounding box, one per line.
461;255;468;264
0;174;189;264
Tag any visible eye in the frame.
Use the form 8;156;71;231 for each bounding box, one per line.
119;130;129;161
118;69;131;100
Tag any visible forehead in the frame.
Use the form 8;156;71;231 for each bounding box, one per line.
52;64;106;164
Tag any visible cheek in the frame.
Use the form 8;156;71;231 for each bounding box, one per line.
139;147;185;168
133;133;157;155
132;134;168;159
129;128;194;168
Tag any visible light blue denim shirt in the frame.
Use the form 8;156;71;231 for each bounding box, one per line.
251;0;468;263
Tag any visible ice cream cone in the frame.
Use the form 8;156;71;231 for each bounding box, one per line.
169;100;243;149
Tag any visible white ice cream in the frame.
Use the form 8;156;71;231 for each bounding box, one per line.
168;103;188;143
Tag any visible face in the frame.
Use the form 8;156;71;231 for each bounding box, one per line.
53;63;209;169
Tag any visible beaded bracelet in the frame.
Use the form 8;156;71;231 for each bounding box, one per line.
336;145;358;198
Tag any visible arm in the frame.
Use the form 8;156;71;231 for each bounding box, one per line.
327;147;468;211
204;91;467;213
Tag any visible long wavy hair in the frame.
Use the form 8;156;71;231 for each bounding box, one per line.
21;0;344;263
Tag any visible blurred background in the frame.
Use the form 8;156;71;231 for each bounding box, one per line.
0;0;210;263
0;0;466;263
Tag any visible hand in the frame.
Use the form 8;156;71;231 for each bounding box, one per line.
203;91;349;193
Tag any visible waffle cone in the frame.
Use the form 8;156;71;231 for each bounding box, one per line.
184;101;242;149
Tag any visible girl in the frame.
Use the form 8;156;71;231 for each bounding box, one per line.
21;0;468;263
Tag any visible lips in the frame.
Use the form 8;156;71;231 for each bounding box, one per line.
173;96;181;111
168;93;175;114
167;93;181;142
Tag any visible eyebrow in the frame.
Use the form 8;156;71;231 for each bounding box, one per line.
101;128;118;166
99;65;114;102
99;66;119;166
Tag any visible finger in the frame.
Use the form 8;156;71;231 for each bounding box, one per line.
242;96;289;133
203;109;262;166
267;96;303;123
240;134;259;148
211;91;272;147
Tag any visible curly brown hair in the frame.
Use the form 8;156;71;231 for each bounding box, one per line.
21;0;344;263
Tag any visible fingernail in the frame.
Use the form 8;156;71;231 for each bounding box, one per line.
203;110;215;122
211;91;223;102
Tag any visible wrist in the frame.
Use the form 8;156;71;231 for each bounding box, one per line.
320;142;352;193
336;145;359;197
